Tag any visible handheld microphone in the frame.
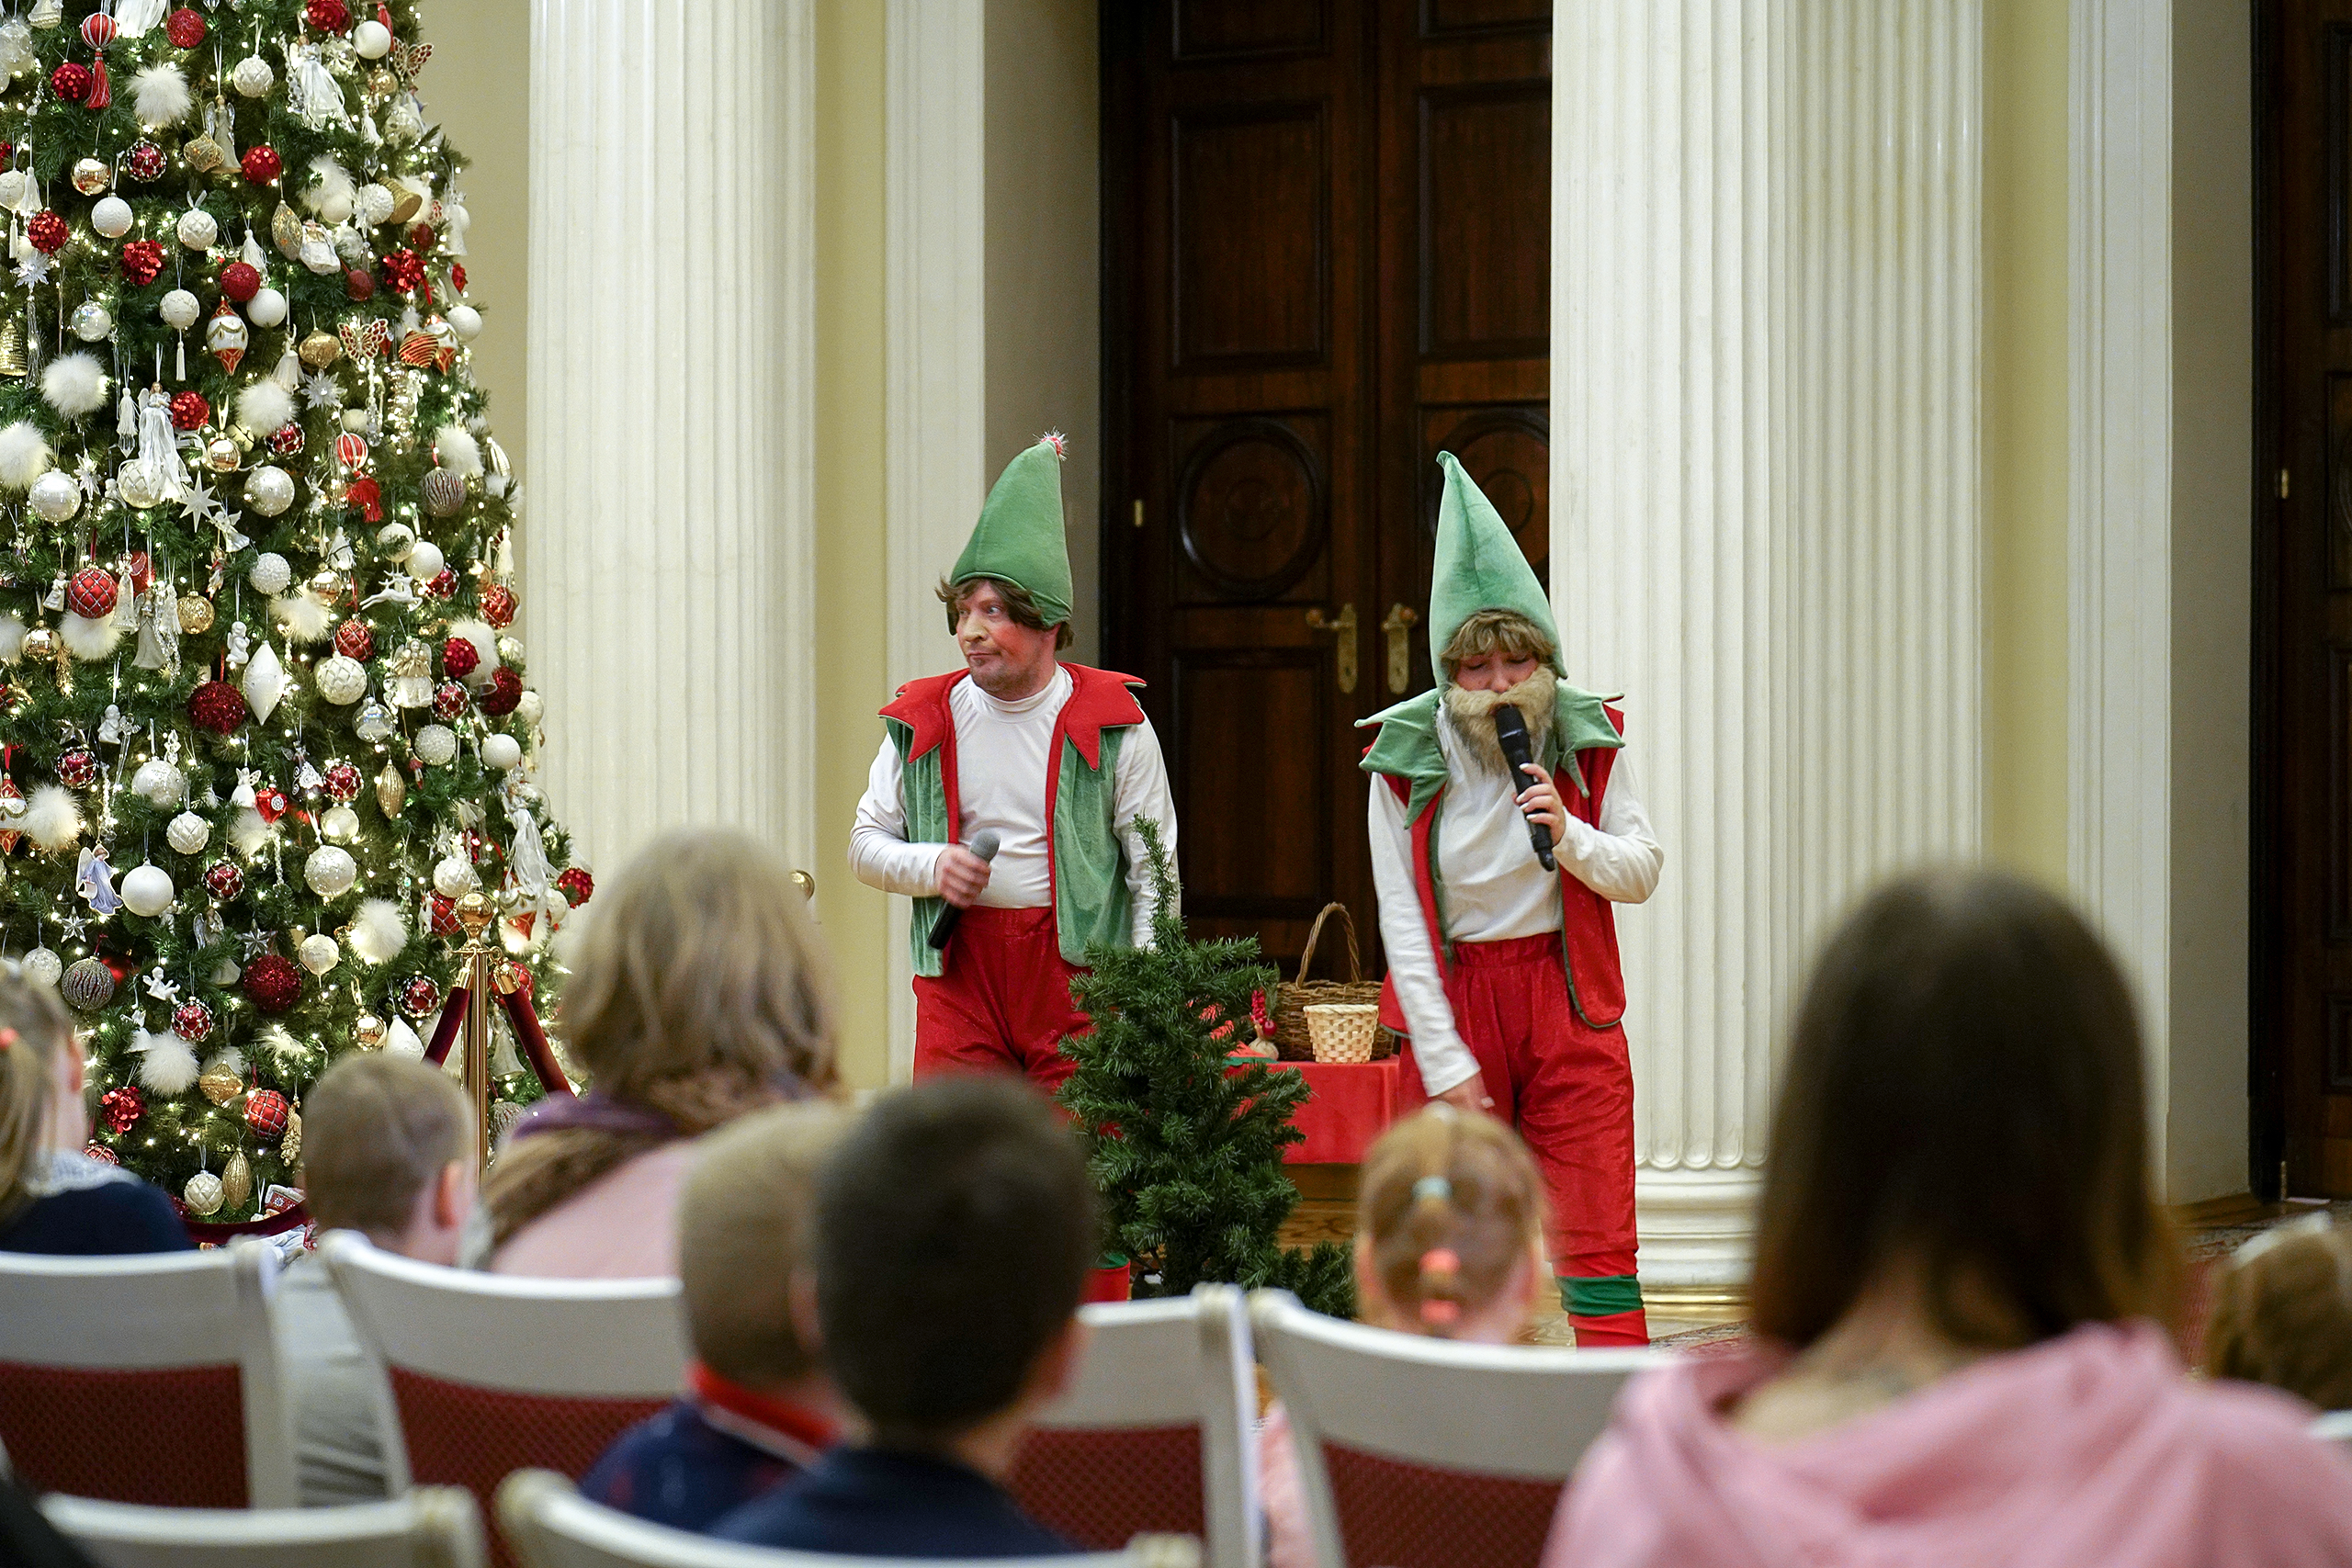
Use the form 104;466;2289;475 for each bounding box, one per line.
926;829;1001;951
1489;705;1557;872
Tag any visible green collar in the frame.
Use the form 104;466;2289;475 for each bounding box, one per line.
1357;682;1623;813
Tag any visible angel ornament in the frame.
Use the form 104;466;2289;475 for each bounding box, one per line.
285;40;353;130
133;578;179;674
96;705;129;747
225;619;253;670
230;767;257;810
75;845;122;917
112;0;167;38
385;638;434;709
135;385;190;502
141;966;181;1005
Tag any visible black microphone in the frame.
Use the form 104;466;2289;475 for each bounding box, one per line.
926;829;1001;951
1490;705;1557;873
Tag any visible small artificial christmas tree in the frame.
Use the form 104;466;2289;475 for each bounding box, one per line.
0;1;585;1223
1058;822;1354;1317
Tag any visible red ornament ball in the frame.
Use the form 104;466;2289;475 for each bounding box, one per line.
407;222;436;252
345;267;375;302
427;893;458;936
380;247;424;292
480;581;517;628
55;748;98;788
425;568;458;600
50;62;91;102
123;139;164;182
244;1088;290;1138
171;1000;214;1043
432;681;468;721
241;146;282;185
480;666;524;716
396;975;441;1020
82;1140;119;1166
334;619;375;661
66;567;119;621
26;210;66;254
188;679;248;736
556;867;594;908
169;390;209;432
80;12;116;48
242;954;302;1014
219;261;261;302
334;432;368;468
119;239;164;286
165;7;206;47
100;1086;142;1134
440;636;480;680
268;423;305;457
306;0;351;33
202;860;244;900
322;762;363;802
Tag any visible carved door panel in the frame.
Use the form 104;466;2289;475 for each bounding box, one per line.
1102;0;1551;974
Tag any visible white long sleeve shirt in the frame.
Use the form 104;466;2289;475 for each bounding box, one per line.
849;666;1179;944
1368;706;1663;1097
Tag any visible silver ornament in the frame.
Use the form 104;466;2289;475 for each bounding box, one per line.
355;699;396;743
244;466;295;517
29;469;80;523
20;946;61;987
68;301;110;342
61;956;115;1010
412;725;458;767
247;553;293;596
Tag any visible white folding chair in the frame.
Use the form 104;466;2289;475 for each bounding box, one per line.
0;1242;296;1507
2312;1409;2352;1452
497;1470;1195;1568
1250;1289;1665;1568
321;1232;688;1564
41;1488;484;1568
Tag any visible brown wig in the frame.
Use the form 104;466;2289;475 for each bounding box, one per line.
1748;867;2180;1351
1358;1107;1544;1337
2205;1224;2352;1410
935;575;1075;651
1439;607;1555;682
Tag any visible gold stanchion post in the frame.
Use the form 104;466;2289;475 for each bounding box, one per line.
455;891;496;1173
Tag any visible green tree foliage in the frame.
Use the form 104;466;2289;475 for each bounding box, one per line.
1059;821;1354;1317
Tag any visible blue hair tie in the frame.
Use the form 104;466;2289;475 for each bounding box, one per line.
1412;1176;1452;1204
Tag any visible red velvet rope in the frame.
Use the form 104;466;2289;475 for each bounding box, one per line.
179;1201;311;1245
422;981;570;1097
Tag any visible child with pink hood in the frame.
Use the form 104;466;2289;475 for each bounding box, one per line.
1545;868;2352;1568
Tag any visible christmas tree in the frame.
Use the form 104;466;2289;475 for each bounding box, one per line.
0;0;585;1222
1059;823;1354;1317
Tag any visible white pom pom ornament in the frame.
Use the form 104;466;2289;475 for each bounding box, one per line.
40;353;107;419
234;381;295;439
23;785;82;852
134;1031;199;1095
0;421;52;490
349;898;408;964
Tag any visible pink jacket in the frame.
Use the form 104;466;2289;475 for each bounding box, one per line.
1545;1320;2352;1568
487;1142;696;1280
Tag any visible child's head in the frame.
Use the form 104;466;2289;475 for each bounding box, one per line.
814;1077;1097;1452
678;1101;848;1396
0;976;77;1222
1439;607;1556;686
301;1055;475;1266
2205;1219;2352;1411
1356;1107;1546;1341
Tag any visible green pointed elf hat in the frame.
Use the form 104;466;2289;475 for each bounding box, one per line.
945;433;1074;631
1429;450;1561;682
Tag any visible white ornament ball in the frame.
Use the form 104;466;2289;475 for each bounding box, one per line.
175;207;216;250
117;462;164;511
130;758;186;806
183;1169;223;1216
413;725;458;767
304;843;358;898
406;540;445;581
29;469;79;522
357;183;394;227
232;54;273;97
20;946;61;987
433;856;479;897
244;465;295;517
247;288;288;329
374;523;414;561
90;194;131;239
165;811;209;855
515;690;544;728
320;804;360;842
481;733;523;771
313;655;367;705
353;18;392;58
447;304;483;342
119;863;175;918
299;932;341;976
159;288;200;329
247;552;292;595
69;301;111;342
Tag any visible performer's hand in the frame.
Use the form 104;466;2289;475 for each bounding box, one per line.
935;845;993;908
1516;764;1567;840
1432;1074;1496;1116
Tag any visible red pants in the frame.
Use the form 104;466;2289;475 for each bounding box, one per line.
912;906;1087;1095
1405;932;1646;1347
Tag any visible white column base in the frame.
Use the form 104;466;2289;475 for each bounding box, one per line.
1636;1167;1761;1295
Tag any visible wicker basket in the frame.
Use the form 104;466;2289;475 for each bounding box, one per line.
1303;1003;1382;1064
1272;903;1393;1061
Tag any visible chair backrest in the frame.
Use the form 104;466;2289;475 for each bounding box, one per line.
41;1487;483;1568
322;1233;687;1566
1249;1290;1664;1568
496;1470;1179;1568
1011;1285;1257;1568
2312;1409;2352;1452
0;1243;296;1507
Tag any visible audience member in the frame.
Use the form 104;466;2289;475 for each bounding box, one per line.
480;829;838;1278
581;1102;848;1530
0;1472;96;1568
1545;868;2352;1567
2206;1214;2352;1414
711;1077;1095;1555
1262;1105;1546;1568
277;1054;475;1505
0;976;187;1256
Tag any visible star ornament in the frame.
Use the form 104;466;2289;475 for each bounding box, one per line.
300;369;345;412
14;250;51;289
180;473;224;528
237;927;274;961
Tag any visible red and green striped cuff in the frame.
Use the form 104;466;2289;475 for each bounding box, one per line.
1559;1274;1643;1317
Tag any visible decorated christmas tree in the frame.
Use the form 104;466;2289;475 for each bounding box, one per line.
1059;823;1354;1317
0;0;585;1224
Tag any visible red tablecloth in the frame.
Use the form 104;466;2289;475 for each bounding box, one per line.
1274;1056;1418;1164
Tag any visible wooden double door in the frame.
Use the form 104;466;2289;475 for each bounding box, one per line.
1101;0;1552;975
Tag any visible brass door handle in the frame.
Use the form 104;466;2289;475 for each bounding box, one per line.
1380;603;1419;694
1306;603;1358;694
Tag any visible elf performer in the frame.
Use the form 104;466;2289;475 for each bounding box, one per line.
850;434;1178;1094
1361;454;1664;1347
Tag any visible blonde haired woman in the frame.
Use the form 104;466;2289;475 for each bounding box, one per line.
482;829;839;1279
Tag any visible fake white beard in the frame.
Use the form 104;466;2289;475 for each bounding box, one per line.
1442;668;1557;778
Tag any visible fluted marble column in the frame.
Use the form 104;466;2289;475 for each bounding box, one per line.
1555;0;1984;1292
523;0;817;874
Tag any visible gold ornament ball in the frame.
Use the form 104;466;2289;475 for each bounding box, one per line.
299;330;342;369
219;1151;254;1213
70;156;108;196
177;595;215;635
322;473;350;505
375;761;406;817
205;435;241;475
355;1013;389;1050
456;891;495;936
308;567;341;598
18;626;56;664
198;1064;243;1107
